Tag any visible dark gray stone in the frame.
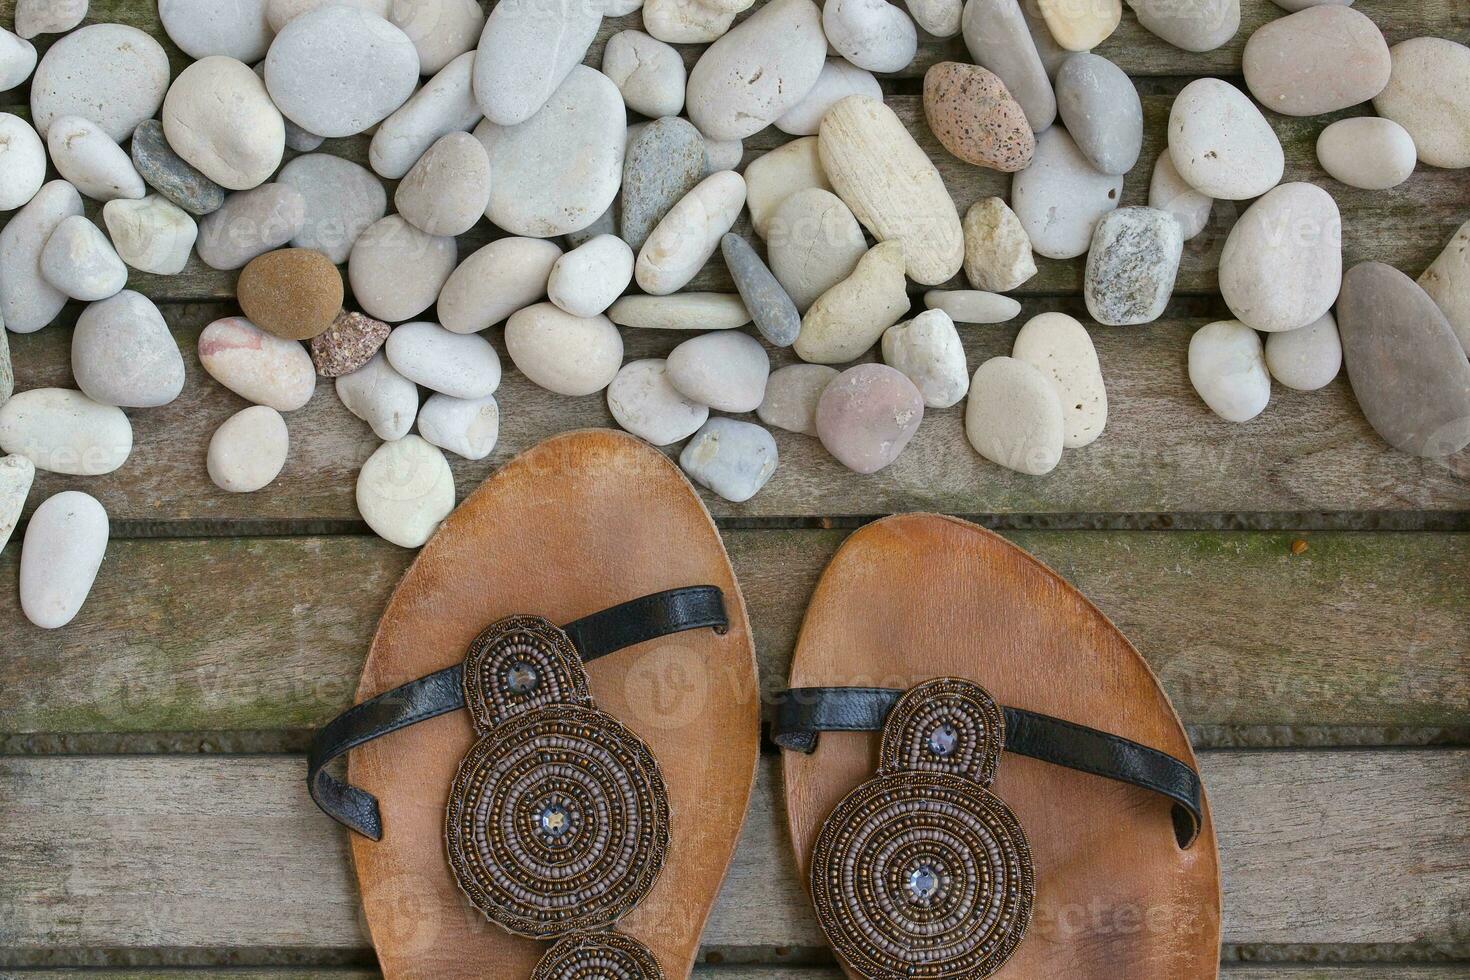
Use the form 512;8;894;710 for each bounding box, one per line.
130;119;226;216
721;233;800;347
621;116;708;253
1338;261;1470;458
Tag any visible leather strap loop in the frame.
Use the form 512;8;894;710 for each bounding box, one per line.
309;587;728;840
771;686;1204;848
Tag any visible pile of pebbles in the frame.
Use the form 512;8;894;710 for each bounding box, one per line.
0;0;1468;628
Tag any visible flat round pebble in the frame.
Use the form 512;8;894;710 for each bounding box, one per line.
1168;78;1284;200
160;0;275;62
775;58;881;136
1011;126;1123;260
964;356;1064;475
390;0;485;75
368;50;481;180
131;119;226;216
278;154;388;265
46;116;146;203
1243;5;1390;117
666;330;770;413
1084;207;1184;327
1055;52;1142;176
199;316;317;411
395;131;490;237
607;359;710;446
721;234;800;347
505;303;624;396
767;187;867;313
0;180;83;334
103;195;198;277
1011;312;1107;448
335;352;419;440
311;310;391;377
923;289;1022;324
1220;182;1342;333
1148;151;1213;240
0;113;45;211
238;248;344;341
923;61;1035;172
881;310;969;409
823;0;918;74
0;454;35;554
208;405;289;493
357;435;455;548
963;197;1036;292
0;388;133;476
349;215;457;323
163;56;285;191
20;491;108;629
1189;320;1270;423
608;293;751;332
72;291;185;408
385;321;501;398
1372;38;1470;170
679;417;779;503
757;363;838;435
417;392;499;460
1317;118;1416;191
816;363;925;474
1265;313;1341;392
265;7;420;137
40;215;127;302
548;235;635;319
30;25;170;141
603;30;686;118
440;238;563;334
621;116;709;252
687;0;826;141
197;184;307;271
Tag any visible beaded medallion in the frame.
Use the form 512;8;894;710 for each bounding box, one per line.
809;679;1034;979
530;931;667;980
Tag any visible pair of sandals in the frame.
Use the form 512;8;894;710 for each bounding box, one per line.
308;430;1221;979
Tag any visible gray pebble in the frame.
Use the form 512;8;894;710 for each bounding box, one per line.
252;63;324;151
39;215;127;302
1055;53;1142;176
667;330;770;413
679;417;779;503
721;234;800;347
1084;207;1182;326
131;120;226;216
196;183;307;271
961;0;1055;132
622;116;708;252
72;290;186;408
278;154;386;265
757;363;838;435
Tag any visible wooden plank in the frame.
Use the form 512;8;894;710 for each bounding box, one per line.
1;970;1464;980
0;752;1465;949
1;530;1465;740
8;304;1469;523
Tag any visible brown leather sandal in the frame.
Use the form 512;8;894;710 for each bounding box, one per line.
773;514;1221;979
308;430;761;979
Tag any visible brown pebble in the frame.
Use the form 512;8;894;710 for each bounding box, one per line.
1290;539;1308;555
237;248;344;341
310;310;391;377
923;62;1036;173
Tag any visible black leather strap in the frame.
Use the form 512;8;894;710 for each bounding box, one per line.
309;587;728;840
771;686;1204;848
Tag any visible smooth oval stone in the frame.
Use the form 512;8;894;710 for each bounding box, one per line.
46;115;146;203
962;197;1036;291
757;363;838;435
1188;320;1270;423
548;234;634;319
1055;53;1142;176
131;120;226;216
0;181;83;334
820;95;964;285
686;0;826;141
744;137;831;239
1243;5;1390;117
823;0;917;73
767;188;867;314
440;237;562;334
16;1;85;41
311;310;391;377
278;154;387;265
961;0;1056;132
395;131;490;237
816;363;925;474
335;351;419;439
103;195;198;276
1124;0;1239;53
197;184;306;271
666;330;770;412
477;66;625;239
924;289;1022;324
208;405;289;492
390;0;485;75
349;215;457;322
1265;312;1341;392
1220;182;1342;333
1148;151;1213;240
161;0;275;61
30;25;170;141
71;291;185;408
775;58;881;136
163;56;285;191
642;0;736;44
721;234;800;347
636;170;747;295
504;303;624;396
385;320;501;398
1011;127;1123;260
199;316;317;411
964;356;1064;475
0;388;133;475
370;51;482;179
679;417;778;503
1316;117;1416;191
881;309;968;409
621;116;708;252
1338;262;1470;457
20;491;108;629
1037;0;1120;50
607;358;709;446
1420;219;1470;355
923;62;1035;172
268;0;392;30
608;293;751;331
1168;78;1284;200
0;113;45;211
238;248;344;341
472;0;601;126
1372;37;1470;170
266;7;420;137
795;241;909;364
0;29;37;93
603;30;686;118
418;392;499;460
1084;207;1183;326
357;435;455;549
1011;311;1107;448
0;454;35;554
40;215;127;302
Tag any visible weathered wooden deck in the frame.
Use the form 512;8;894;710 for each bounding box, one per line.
1;1;1468;977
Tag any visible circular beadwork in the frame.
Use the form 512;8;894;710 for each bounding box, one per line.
810;772;1034;979
462;615;591;734
880;678;1006;786
445;704;670;937
530;931;666;980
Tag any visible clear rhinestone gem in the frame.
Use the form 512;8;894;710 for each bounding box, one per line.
907;864;940;901
928;722;958;757
538;803;572;839
506;661;539;694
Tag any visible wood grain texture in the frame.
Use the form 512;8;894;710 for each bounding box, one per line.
0;752;1465;949
1;530;1464;738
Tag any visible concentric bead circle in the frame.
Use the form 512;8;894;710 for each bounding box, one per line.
462;615;591;734
531;931;666;980
880;678;1006;786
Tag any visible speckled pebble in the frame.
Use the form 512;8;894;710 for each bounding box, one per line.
923;61;1035;172
311;311;391;377
1084;207;1183;326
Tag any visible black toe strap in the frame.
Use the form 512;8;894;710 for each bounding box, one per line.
309;586;728;840
771;686;1204;848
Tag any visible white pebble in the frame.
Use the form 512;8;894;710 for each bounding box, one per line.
603;30;686;119
881;310;969;409
356;435;456;549
162;56;286;191
208;405;289;493
679;417;779;503
29;24;169;141
923;290;1022;324
16;0;88;38
40;215;127;302
417;392;499;460
279;154;387;265
389;0;484;75
504;303;624;396
369;50;482;180
335;352;420;440
1168;78;1284;200
667;331;770;413
72;290;186;408
0;180;84;334
607;359;710;446
348;215;457;323
1316;117;1417;191
1148;151;1213;240
439;238;563;334
103;195;199;277
964;356;1064;475
20;491;108;630
0;454;35;554
384;320;501;398
0;29;37;95
394;130;491;237
776;58;882;136
822;0;918;73
1264;313;1341;392
159;0;275;62
0;113;45;211
549;235;635;319
47;115;146;203
1188;320;1270;422
636;170;747;295
0;388;132;475
1011;311;1107;448
199;316;316;412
